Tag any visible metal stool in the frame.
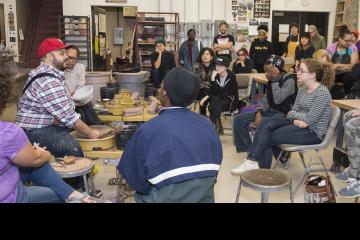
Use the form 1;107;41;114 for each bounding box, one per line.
235;169;294;203
51;158;96;196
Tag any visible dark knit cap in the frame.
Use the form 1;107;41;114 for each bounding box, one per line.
163;67;200;107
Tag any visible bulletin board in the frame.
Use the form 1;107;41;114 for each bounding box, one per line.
254;0;271;18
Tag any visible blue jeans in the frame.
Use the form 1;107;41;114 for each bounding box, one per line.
20;163;74;200
24;125;83;158
15;181;63;203
151;69;165;89
247;116;321;169
233;110;284;152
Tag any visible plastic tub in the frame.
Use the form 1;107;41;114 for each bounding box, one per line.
115;125;138;150
85;71;112;104
114;71;149;97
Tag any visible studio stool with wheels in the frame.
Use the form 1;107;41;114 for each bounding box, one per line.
235;169;294;203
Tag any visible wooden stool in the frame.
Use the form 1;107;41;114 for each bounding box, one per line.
51;158;96;196
235;169;294;203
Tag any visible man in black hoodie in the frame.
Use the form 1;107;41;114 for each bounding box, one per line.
249;25;273;73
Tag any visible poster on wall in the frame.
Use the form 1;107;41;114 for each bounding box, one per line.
254;0;270;18
232;0;254;23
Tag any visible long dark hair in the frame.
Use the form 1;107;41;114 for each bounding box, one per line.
196;47;216;68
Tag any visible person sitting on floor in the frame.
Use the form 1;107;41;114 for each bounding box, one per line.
232;48;254;74
64;46;101;126
231;58;332;174
200;56;239;135
150;38;176;89
118;67;222;203
335;109;360;199
193;47;216;116
0;54;108;203
232;55;297;157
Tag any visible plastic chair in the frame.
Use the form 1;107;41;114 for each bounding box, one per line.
236;74;253;103
276;105;341;196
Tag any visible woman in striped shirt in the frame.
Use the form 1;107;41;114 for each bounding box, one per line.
232;58;332;174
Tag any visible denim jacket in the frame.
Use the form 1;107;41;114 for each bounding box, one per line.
179;40;203;70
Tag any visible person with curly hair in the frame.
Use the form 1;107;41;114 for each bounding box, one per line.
313;49;336;91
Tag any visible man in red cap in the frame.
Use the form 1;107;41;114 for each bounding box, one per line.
16;38;100;159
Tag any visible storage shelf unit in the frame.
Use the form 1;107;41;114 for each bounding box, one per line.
134;12;180;71
58;16;91;69
333;0;359;42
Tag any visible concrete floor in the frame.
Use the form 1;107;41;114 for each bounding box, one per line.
92;117;357;204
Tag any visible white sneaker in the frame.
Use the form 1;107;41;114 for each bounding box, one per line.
231;160;259;175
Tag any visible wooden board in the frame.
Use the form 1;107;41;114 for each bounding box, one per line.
332;100;360;111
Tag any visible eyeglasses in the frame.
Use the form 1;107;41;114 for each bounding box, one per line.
67;56;77;61
341;38;352;43
238;54;245;56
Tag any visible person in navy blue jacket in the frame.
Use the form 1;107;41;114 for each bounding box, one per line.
118;67;223;203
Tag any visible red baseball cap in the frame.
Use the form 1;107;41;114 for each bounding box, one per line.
352;30;359;39
37;38;73;58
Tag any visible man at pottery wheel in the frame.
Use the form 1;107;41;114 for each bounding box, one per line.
16;38;101;158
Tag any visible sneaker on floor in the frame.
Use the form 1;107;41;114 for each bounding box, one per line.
231;160;259;175
335;168;352;183
338;179;360;199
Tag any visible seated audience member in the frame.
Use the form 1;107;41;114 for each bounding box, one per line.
335;109;360;198
313;49;336;91
118;68;222;203
232;48;254;74
294;32;315;71
308;25;327;51
179;29;203;70
200;57;239;135
193;47;216;116
327;25;359;95
231;59;332;174
213;21;235;61
150;38;176;88
0;55;108;203
64;46;101;126
233;55;297;154
250;25;273;73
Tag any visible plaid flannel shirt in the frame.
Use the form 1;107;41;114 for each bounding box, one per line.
16;62;80;130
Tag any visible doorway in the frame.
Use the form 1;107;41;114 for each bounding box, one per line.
272;11;329;56
91;6;136;71
0;4;5;45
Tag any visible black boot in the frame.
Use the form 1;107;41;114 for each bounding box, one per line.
217;118;224;135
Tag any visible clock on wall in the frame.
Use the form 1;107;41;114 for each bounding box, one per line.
301;0;310;6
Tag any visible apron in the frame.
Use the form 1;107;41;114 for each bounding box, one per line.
286;39;299;65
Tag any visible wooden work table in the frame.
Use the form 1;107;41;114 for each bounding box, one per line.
332;100;360;111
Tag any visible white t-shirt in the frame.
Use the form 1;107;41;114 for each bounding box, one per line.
64;63;86;95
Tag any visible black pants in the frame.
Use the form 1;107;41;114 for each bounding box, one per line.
208;96;233;121
76;102;101;126
343;64;360;94
197;88;210;116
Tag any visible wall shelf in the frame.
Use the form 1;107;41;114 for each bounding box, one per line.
58;16;91;70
